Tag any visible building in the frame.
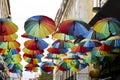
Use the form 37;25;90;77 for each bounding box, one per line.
0;0;11;18
54;0;107;80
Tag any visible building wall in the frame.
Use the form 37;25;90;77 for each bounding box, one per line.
0;0;11;18
60;0;94;23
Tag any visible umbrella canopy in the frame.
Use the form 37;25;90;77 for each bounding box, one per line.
23;53;43;64
71;46;87;53
56;20;90;37
25;64;39;72
0;33;18;41
0;40;20;49
24;39;48;50
66;60;86;72
0;18;18;35
40;62;55;74
52;33;76;40
0;48;20;55
23;47;44;54
47;47;68;54
93;17;120;40
52;40;74;48
78;39;102;51
45;53;59;59
3;53;22;64
104;36;120;53
57;61;70;71
8;63;23;73
63;53;83;61
24;15;56;38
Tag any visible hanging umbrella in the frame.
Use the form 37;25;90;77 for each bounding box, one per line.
3;53;22;64
0;18;18;35
23;47;44;54
71;46;87;53
56;20;90;37
8;63;23;73
69;60;80;72
23;53;43;64
83;52;99;65
25;64;39;72
93;17;120;40
63;53;83;61
24;15;56;38
47;47;68;54
40;62;55;74
52;33;76;40
24;39;48;50
0;48;20;55
52;40;74;48
104;36;120;54
57;61;70;71
45;53;59;59
0;40;20;49
0;33;18;41
78;39;102;51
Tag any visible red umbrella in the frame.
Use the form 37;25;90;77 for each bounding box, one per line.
0;18;18;35
25;64;39;72
40;62;55;74
24;39;48;50
47;47;68;54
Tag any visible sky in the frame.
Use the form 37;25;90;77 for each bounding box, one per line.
9;0;62;79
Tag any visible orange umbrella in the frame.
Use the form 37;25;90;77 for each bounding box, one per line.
0;18;18;35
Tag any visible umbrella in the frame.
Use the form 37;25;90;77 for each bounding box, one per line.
0;18;18;35
93;17;120;40
7;63;23;73
45;53;61;60
52;40;74;48
40;62;55;74
0;40;20;49
24;15;56;38
0;48;20;55
47;47;68;54
52;33;76;40
78;39;102;51
71;46;87;53
24;39;48;50
104;36;120;53
0;33;18;41
23;47;44;54
3;53;22;64
66;60;85;72
56;20;90;37
63;53;83;61
23;53;43;64
25;64;39;72
57;61;70;71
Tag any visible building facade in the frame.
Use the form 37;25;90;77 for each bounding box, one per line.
54;0;107;80
0;0;11;18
